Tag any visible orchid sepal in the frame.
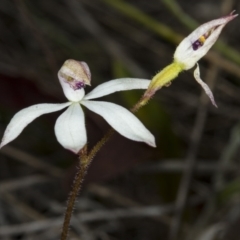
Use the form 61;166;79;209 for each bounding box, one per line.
174;11;238;70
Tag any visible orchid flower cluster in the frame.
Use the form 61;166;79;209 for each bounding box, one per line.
0;12;237;153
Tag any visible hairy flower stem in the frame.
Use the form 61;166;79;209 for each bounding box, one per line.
61;130;114;240
61;154;88;240
132;62;183;113
61;63;180;239
131;95;151;113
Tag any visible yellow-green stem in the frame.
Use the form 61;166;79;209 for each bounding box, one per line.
132;62;184;112
147;62;184;95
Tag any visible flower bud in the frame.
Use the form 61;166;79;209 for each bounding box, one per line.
174;11;238;70
144;11;237;107
58;59;91;90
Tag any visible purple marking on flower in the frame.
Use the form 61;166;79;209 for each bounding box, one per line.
192;40;204;50
73;81;85;90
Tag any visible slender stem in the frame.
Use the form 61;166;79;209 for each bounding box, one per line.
87;129;115;162
131;95;151;113
60;130;115;240
61;154;88;240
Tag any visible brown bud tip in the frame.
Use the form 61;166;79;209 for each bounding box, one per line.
58;59;91;90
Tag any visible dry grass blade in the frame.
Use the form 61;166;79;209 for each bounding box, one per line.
1;146;63;178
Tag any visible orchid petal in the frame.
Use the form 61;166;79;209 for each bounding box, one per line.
175;25;225;70
58;71;85;102
0;102;71;148
55;103;87;153
84;78;150;100
82;100;156;147
194;64;217;107
174;12;238;70
183;14;236;49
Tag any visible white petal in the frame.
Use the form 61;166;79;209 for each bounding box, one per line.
55;103;87;153
81;100;156;147
174;25;225;70
174;13;238;70
84;78;150;100
58;71;85;102
186;12;237;45
0;102;71;148
194;64;217;107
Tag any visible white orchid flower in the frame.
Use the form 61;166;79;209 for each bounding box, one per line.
174;11;238;107
146;11;237;107
0;60;156;154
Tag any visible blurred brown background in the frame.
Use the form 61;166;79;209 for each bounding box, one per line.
0;0;240;239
